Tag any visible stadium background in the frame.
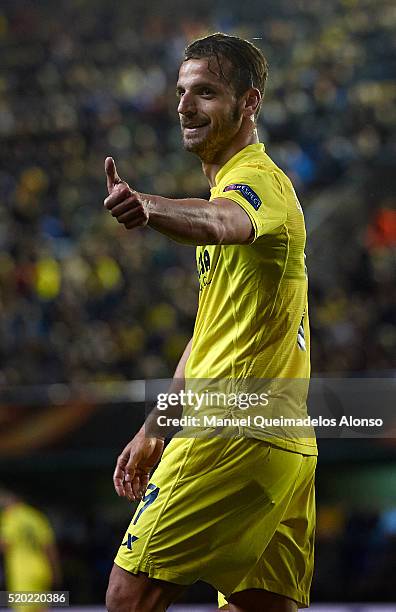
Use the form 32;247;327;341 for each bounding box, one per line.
0;0;395;607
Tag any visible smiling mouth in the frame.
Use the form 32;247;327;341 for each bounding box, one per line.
182;123;209;131
183;126;209;140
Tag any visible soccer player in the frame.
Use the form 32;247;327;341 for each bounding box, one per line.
104;33;317;612
0;489;61;611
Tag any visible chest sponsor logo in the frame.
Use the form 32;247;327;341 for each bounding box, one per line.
197;248;212;291
223;183;262;210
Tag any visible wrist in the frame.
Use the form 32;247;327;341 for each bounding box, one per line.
138;423;165;441
140;192;154;220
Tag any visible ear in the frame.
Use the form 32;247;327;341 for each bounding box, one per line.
243;88;261;118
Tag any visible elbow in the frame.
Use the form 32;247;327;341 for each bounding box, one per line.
215;213;254;245
209;216;245;245
207;222;225;244
209;209;230;244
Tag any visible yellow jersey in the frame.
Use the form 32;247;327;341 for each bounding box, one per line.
1;502;54;590
185;143;317;455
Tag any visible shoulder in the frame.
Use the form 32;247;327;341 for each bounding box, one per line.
219;148;288;191
217;160;288;206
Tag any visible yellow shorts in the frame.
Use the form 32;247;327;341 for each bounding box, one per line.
115;436;316;608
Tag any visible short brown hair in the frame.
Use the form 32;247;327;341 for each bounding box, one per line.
184;32;269;120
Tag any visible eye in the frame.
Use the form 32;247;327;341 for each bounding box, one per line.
201;88;214;97
176;89;184;98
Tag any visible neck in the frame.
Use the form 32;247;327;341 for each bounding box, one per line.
202;123;259;188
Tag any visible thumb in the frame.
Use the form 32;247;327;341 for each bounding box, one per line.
105;156;121;193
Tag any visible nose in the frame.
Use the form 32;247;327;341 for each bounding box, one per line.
177;92;196;117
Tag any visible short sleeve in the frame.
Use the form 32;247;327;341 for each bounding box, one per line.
212;165;287;241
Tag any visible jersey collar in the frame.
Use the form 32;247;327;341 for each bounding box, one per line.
214;143;265;187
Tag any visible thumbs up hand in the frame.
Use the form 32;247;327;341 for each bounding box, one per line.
104;157;149;229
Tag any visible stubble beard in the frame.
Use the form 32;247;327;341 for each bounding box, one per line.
181;105;241;163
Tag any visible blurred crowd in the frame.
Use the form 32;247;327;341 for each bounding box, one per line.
313;502;396;601
310;204;396;373
0;0;395;384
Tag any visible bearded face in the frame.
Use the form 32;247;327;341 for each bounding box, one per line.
177;58;243;163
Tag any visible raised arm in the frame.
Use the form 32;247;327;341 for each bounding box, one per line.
104;157;253;245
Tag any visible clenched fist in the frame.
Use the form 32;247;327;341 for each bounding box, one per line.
104;157;149;229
